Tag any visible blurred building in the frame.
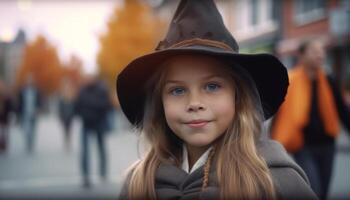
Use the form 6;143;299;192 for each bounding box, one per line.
277;0;350;85
153;0;283;54
0;29;26;85
225;0;281;54
154;0;281;53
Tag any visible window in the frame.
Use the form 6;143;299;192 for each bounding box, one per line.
271;0;280;21
294;0;327;25
251;0;258;26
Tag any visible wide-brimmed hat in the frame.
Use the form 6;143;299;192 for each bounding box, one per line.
117;0;289;125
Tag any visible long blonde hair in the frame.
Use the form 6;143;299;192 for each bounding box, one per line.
126;57;276;199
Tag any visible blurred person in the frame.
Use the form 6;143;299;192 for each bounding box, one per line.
0;81;13;153
58;77;76;152
272;39;350;200
75;75;112;188
18;74;42;153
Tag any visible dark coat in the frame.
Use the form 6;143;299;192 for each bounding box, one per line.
0;95;12;124
75;80;112;129
118;140;317;200
327;75;350;133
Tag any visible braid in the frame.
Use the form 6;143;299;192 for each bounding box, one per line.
201;147;216;191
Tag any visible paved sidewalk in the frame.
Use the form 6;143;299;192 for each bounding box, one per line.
0;112;138;199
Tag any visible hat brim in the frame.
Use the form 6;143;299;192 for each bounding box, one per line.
117;45;289;125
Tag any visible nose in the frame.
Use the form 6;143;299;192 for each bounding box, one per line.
186;92;206;112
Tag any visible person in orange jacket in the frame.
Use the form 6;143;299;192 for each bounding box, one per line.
272;39;350;200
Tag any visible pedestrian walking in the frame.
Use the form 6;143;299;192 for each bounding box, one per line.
0;81;13;153
75;76;112;188
18;74;41;153
272;39;350;200
117;0;317;199
58;77;76;151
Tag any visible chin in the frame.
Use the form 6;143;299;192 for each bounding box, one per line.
186;137;213;148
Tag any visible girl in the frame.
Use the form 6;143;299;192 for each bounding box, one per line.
116;0;317;199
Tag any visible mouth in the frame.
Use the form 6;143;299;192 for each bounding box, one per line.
185;120;211;128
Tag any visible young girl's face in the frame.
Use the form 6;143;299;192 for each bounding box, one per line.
162;55;236;149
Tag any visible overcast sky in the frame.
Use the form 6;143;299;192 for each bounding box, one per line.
0;0;124;74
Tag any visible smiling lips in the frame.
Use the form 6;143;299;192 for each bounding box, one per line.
185;120;210;128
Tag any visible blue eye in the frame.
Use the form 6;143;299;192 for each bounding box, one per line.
170;87;185;96
205;83;221;92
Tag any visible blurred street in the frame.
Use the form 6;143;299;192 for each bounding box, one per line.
0;109;138;199
0;0;350;199
0;109;349;199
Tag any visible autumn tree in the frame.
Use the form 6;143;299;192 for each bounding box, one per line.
16;35;62;96
56;54;83;105
97;0;165;89
61;54;83;88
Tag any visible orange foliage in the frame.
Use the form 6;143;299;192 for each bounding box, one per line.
16;35;62;96
97;0;165;89
61;54;83;89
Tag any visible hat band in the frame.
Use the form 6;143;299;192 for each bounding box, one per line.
169;38;235;52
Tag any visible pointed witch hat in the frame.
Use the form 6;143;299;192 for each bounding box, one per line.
117;0;289;125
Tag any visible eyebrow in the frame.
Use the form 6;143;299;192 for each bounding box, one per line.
165;75;224;84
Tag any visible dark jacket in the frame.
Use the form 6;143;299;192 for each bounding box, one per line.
0;95;13;124
302;75;350;146
327;75;350;133
75;80;112;129
118;139;317;200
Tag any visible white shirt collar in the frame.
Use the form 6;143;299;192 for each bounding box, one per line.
181;145;213;174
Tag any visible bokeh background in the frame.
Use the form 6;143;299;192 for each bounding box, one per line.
0;0;350;199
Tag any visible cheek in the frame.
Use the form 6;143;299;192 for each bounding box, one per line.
162;98;185;138
217;101;235;135
162;97;182;123
210;93;235;121
204;94;235;139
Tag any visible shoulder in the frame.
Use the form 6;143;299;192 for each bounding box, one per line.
270;167;317;199
257;140;318;200
118;160;141;200
118;171;132;200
